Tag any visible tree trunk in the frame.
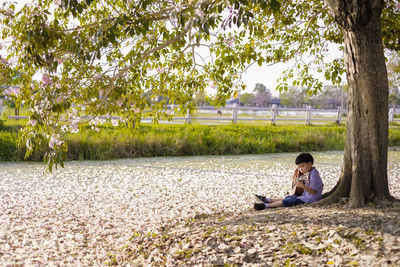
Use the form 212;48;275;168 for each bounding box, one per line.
321;0;393;207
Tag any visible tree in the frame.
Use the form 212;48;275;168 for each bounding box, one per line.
308;85;348;109
254;83;267;93
0;63;22;115
387;50;400;108
389;87;400;109
1;0;399;206
252;83;271;107
317;0;397;207
239;92;255;106
193;89;208;107
279;87;307;108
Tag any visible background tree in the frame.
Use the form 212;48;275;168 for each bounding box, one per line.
389;87;400;109
193;89;208;107
279;85;348;108
239;92;255;106
0;61;21;115
308;85;348;109
1;0;399;206
252;83;272;107
253;83;267;93
279;87;307;108
387;50;400;109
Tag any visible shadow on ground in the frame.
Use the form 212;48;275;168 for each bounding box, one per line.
120;202;400;266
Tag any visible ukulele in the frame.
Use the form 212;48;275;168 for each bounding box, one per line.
291;169;310;196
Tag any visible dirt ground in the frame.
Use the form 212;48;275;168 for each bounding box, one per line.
119;202;400;266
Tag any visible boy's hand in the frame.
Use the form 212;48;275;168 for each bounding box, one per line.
295;181;305;189
296;182;317;195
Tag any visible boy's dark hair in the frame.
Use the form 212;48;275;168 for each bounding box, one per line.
295;153;314;165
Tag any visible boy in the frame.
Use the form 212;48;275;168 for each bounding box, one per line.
254;152;323;210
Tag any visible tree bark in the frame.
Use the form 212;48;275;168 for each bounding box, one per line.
321;0;393;207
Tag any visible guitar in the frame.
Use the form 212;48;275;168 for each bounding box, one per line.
291;169;310;196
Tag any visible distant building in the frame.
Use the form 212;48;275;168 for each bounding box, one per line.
326;99;339;109
269;98;282;108
225;98;243;107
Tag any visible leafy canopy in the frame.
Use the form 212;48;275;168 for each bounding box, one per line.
0;0;399;170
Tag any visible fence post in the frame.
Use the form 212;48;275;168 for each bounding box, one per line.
389;106;396;122
306;105;312;125
185;108;191;124
232;103;238;124
271;104;277;124
336;106;342;125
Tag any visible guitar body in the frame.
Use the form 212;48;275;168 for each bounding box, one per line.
291;170;309;196
293;185;304;196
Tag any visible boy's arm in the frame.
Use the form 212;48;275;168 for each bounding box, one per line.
295;182;317;195
296;169;322;195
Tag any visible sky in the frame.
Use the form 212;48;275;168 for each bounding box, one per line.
239;53;344;96
0;0;345;97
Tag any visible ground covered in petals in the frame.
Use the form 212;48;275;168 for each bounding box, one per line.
1;150;400;265
122;204;400;266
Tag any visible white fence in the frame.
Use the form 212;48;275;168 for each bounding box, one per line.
190;105;347;125
142;105;399;125
7;105;400;125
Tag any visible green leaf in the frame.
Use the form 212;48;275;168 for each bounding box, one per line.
77;4;83;14
203;23;209;34
48;159;53;173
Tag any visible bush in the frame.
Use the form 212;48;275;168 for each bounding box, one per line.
0;131;18;161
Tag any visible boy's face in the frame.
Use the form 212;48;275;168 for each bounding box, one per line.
297;162;313;174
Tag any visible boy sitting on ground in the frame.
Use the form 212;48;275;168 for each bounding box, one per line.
254;152;323;210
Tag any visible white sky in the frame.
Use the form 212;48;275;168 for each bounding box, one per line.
240;53;344;96
0;0;345;96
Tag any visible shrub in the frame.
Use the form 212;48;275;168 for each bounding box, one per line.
0;132;18;161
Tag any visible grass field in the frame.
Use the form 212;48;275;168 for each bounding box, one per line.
1;107;400;162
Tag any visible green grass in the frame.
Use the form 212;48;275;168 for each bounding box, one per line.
61;124;348;160
1;120;400;162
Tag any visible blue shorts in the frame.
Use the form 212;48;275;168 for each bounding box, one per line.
282;195;305;207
